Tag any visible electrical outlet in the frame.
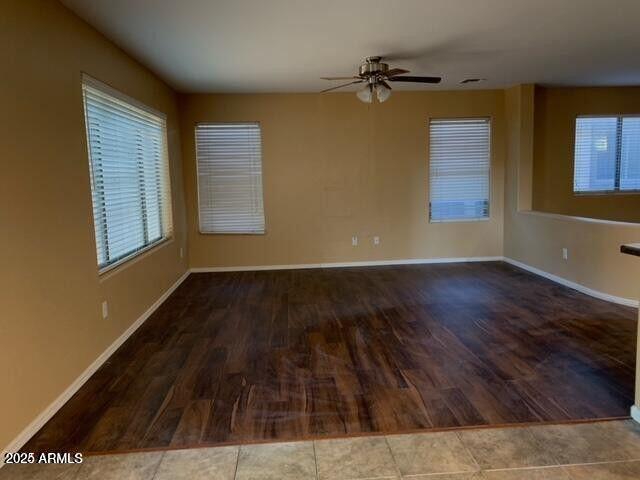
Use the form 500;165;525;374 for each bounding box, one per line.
351;236;358;246
101;301;108;319
562;247;568;260
373;236;380;245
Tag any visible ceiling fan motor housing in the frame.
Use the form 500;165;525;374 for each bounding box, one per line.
319;56;441;97
359;56;389;81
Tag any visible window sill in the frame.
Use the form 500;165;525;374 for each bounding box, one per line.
429;217;490;224
98;236;174;281
198;230;266;235
574;190;640;197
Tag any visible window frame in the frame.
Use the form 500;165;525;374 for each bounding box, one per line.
194;122;266;235
427;116;492;224
81;74;174;275
573;114;640;196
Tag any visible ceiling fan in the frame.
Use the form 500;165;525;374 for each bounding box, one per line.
321;56;441;103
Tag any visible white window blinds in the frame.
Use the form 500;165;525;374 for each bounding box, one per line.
574;116;640;193
195;123;265;234
429;118;491;222
82;78;172;272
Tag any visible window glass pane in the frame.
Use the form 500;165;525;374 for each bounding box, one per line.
574;117;617;192
196;123;265;234
621;117;640;191
141;129;164;242
429;119;490;222
83;79;172;270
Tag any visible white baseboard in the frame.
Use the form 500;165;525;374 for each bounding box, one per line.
190;256;505;273
503;257;639;308
1;269;191;465
3;255;636;465
631;405;640;424
193;256;638;308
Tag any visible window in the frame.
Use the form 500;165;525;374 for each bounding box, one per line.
574;116;640;193
195;123;265;234
82;77;172;272
429;118;491;222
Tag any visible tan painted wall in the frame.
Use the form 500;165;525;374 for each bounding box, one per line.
180;91;506;268
1;1;637;452
505;86;640;408
0;1;188;451
504;85;640;302
532;86;640;223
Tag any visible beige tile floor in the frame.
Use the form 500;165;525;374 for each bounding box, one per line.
2;420;640;480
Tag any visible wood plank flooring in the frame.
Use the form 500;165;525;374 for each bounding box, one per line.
23;262;637;454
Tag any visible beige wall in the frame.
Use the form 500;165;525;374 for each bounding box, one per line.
532;86;640;223
1;1;638;453
180;91;506;268
504;85;640;302
504;85;640;407
0;1;188;451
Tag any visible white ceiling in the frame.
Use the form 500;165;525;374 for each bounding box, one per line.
61;0;640;93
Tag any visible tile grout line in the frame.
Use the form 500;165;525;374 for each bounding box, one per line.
233;445;241;480
383;435;404;479
54;421;640;480
554;458;640;469
454;430;482;474
402;470;481;478
472;459;640;474
312;440;319;480
480;464;572;473
324;474;399;479
9;436;640;479
148;451;166;480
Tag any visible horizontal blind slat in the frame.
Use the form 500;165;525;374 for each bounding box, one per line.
83;80;173;270
574;116;640;193
621;117;640;191
574;117;617;193
196;123;265;234
429;119;490;222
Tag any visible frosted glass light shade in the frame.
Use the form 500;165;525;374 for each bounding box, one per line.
375;83;391;102
356;84;373;103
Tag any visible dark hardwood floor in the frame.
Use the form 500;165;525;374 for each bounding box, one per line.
23;262;637;454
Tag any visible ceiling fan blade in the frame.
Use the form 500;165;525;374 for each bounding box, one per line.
389;76;441;84
321;76;361;80
384;68;409;77
320;80;364;93
381;80;392;90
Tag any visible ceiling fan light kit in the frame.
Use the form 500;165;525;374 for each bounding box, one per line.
321;56;442;103
356;84;373;103
375;83;392;102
